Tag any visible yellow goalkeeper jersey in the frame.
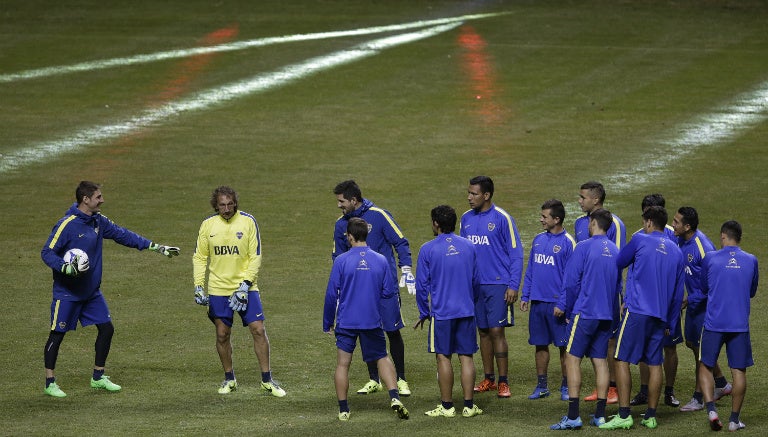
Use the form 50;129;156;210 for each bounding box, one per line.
193;211;262;296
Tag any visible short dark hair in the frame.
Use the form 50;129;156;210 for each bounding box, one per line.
580;181;605;204
210;186;238;212
720;220;742;243
334;180;362;202
642;205;668;230
590;208;613;232
76;181;100;204
677;206;699;231
641;193;665;211
541;199;565;224
469;175;494;199
346;217;369;242
431;205;457;233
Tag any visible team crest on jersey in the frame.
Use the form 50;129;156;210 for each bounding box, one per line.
367;223;373;233
688;253;694;263
94;226;99;234
236;231;243;239
487;222;496;232
553;245;561;253
59;322;67;330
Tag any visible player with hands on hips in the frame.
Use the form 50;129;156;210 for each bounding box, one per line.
192;186;285;397
40;181;180;398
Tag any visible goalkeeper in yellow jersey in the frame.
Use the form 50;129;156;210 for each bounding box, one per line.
192;186;285;397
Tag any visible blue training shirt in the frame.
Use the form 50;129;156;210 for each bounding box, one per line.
41;203;152;301
678;230;716;310
574;212;627;249
559;235;621;320
701;246;759;333
460;203;524;290
415;233;477;320
616;230;685;329
521;229;576;303
323;246;395;331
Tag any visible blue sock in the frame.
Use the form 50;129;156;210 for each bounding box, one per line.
46;377;56;388
561;377;567;388
595;399;607;418
715;376;728;388
609;381;617;388
261;371;272;383
619;407;631;419
567;397;579;420
693;391;703;402
442;400;454;409
93;369;104;381
225;371;235;381
537;374;547;388
729;411;740;423
485;373;495;382
644;408;656;419
706;401;716;413
388;389;399;399
664;385;674;396
639;384;649;395
464;399;473;409
498;375;508;384
338;399;349;413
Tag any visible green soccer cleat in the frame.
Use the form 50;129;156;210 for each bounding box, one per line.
462;405;484;418
357;379;382;395
44;382;67;398
641;417;658;429
90;376;121;392
218;379;237;394
390;398;409;420
599;414;633;430
425;404;456;418
338;411;350;421
397;378;411;397
261;380;286;398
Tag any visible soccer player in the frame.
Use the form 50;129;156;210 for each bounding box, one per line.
574;181;626;404
672;207;732;412
414;205;483;419
41;181;180;398
323;218;410;421
601;206;685;430
698;220;758;432
192;186;285;397
520;199;576;401
460;175;524;398
628;194;682;409
332;180;414;396
550;209;622;430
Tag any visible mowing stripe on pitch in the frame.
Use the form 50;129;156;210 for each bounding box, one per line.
606;81;768;192
0;12;508;84
0;23;461;174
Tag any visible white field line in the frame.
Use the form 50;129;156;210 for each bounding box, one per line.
0;23;461;174
0;12;508;83
605;81;768;192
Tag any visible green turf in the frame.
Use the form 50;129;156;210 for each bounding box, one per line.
2;0;767;435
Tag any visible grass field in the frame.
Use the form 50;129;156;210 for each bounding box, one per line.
1;0;767;435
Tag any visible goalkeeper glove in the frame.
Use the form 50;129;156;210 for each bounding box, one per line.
228;281;251;311
149;242;180;258
61;262;78;277
61;254;89;277
194;285;209;306
399;266;416;295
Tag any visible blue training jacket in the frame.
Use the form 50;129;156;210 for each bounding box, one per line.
41;203;152;301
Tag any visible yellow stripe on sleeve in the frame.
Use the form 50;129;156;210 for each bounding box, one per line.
47;215;77;249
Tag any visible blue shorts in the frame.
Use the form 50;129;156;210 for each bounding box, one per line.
699;330;753;369
683;304;706;347
208;291;265;327
565;315;612;359
475;284;514;329
614;311;665;365
335;327;388;363
527;301;568;347
428;316;478;355
664;312;683;347
380;292;405;332
610;298;622;338
50;294;111;332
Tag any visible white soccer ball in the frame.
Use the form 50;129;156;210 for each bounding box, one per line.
64;248;88;264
